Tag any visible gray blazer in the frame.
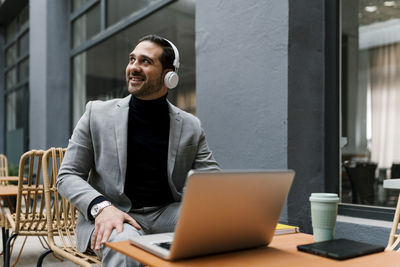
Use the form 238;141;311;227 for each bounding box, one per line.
57;95;220;252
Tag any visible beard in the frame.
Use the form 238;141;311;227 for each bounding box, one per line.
128;72;164;98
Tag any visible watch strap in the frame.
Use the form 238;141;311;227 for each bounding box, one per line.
88;196;107;219
92;200;112;219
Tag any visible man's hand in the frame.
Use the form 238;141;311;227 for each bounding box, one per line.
90;205;141;250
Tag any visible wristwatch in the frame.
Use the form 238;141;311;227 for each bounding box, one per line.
90;200;112;219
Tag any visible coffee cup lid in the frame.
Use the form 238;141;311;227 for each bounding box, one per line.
309;193;339;202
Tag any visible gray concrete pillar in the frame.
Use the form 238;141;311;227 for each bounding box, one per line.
0;27;4;153
196;0;289;220
30;0;70;149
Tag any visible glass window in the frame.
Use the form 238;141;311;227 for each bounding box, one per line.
106;0;162;27
72;52;87;125
6;93;17;131
6;89;24;131
72;0;91;13
18;58;29;82
18;31;29;57
72;4;101;49
5;44;17;67
5;18;18;44
341;0;400;207
19;6;29;29
3;5;30;164
6;68;17;89
72;0;195;125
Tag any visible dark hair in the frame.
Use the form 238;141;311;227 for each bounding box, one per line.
136;34;176;71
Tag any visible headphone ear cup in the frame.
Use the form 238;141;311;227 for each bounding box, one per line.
164;71;179;89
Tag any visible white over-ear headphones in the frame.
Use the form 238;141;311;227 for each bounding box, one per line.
163;38;180;89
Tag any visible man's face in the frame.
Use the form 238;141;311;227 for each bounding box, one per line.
126;40;168;100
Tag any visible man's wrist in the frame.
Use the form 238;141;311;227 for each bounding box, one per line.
88;196;107;220
90;200;112;219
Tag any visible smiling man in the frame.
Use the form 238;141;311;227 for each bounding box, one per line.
127;39;167;99
57;35;220;267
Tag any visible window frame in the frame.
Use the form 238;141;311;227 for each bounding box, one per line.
70;0;176;57
68;0;176;130
332;0;397;221
2;5;30;157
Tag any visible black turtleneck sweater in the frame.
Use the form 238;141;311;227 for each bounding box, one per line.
124;94;174;209
87;94;174;219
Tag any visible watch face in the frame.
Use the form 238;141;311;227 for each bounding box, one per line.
91;201;111;218
91;205;99;217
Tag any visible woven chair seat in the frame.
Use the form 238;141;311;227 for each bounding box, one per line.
40;147;101;267
0;213;10;228
51;246;102;266
3;150;54;267
7;213;76;234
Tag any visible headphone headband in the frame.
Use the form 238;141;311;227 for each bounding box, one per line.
164;38;180;70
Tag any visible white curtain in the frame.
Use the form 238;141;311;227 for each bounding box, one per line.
369;43;400;168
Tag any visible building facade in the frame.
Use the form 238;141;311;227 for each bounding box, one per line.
0;0;397;246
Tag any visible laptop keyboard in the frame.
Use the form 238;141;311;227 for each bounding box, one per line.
156;241;172;250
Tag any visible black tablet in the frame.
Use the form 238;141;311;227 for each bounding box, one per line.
297;238;385;260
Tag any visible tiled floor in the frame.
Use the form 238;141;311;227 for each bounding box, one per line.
3;235;79;266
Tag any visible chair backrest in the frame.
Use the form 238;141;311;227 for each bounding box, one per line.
14;149;47;234
0;153;8;177
42;148;74;246
344;161;377;205
42;147;101;266
391;163;400;179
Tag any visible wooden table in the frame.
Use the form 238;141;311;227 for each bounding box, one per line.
106;233;400;266
0;185;18;255
0;185;18;213
0;185;18;197
0;177;19;183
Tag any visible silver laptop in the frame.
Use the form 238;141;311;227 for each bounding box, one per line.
129;169;294;260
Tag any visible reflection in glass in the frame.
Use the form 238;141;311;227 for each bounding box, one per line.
5;44;17;67
6;89;24;131
19;6;29;29
19;32;29;57
6;93;16;131
72;4;101;49
72;0;195;126
341;0;400;207
6;68;17;89
106;0;162;27
6;18;18;44
72;53;87;125
72;0;91;13
18;59;29;82
4;5;30;159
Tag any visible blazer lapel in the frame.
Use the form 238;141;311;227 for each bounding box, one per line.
168;102;183;178
114;95;131;188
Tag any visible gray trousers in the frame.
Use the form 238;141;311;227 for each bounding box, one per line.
94;202;180;267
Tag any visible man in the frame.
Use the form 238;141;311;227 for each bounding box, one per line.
57;34;220;266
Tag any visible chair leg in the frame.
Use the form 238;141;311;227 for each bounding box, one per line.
1;227;9;256
5;229;9;244
36;249;52;267
1;227;6;251
4;233;18;267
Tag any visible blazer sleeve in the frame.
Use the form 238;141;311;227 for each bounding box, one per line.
57;101;103;220
192;126;220;171
190;117;220;172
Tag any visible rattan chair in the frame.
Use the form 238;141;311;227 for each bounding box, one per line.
37;147;101;267
0;153;9;249
0;154;8;177
387;192;400;251
4;149;50;267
